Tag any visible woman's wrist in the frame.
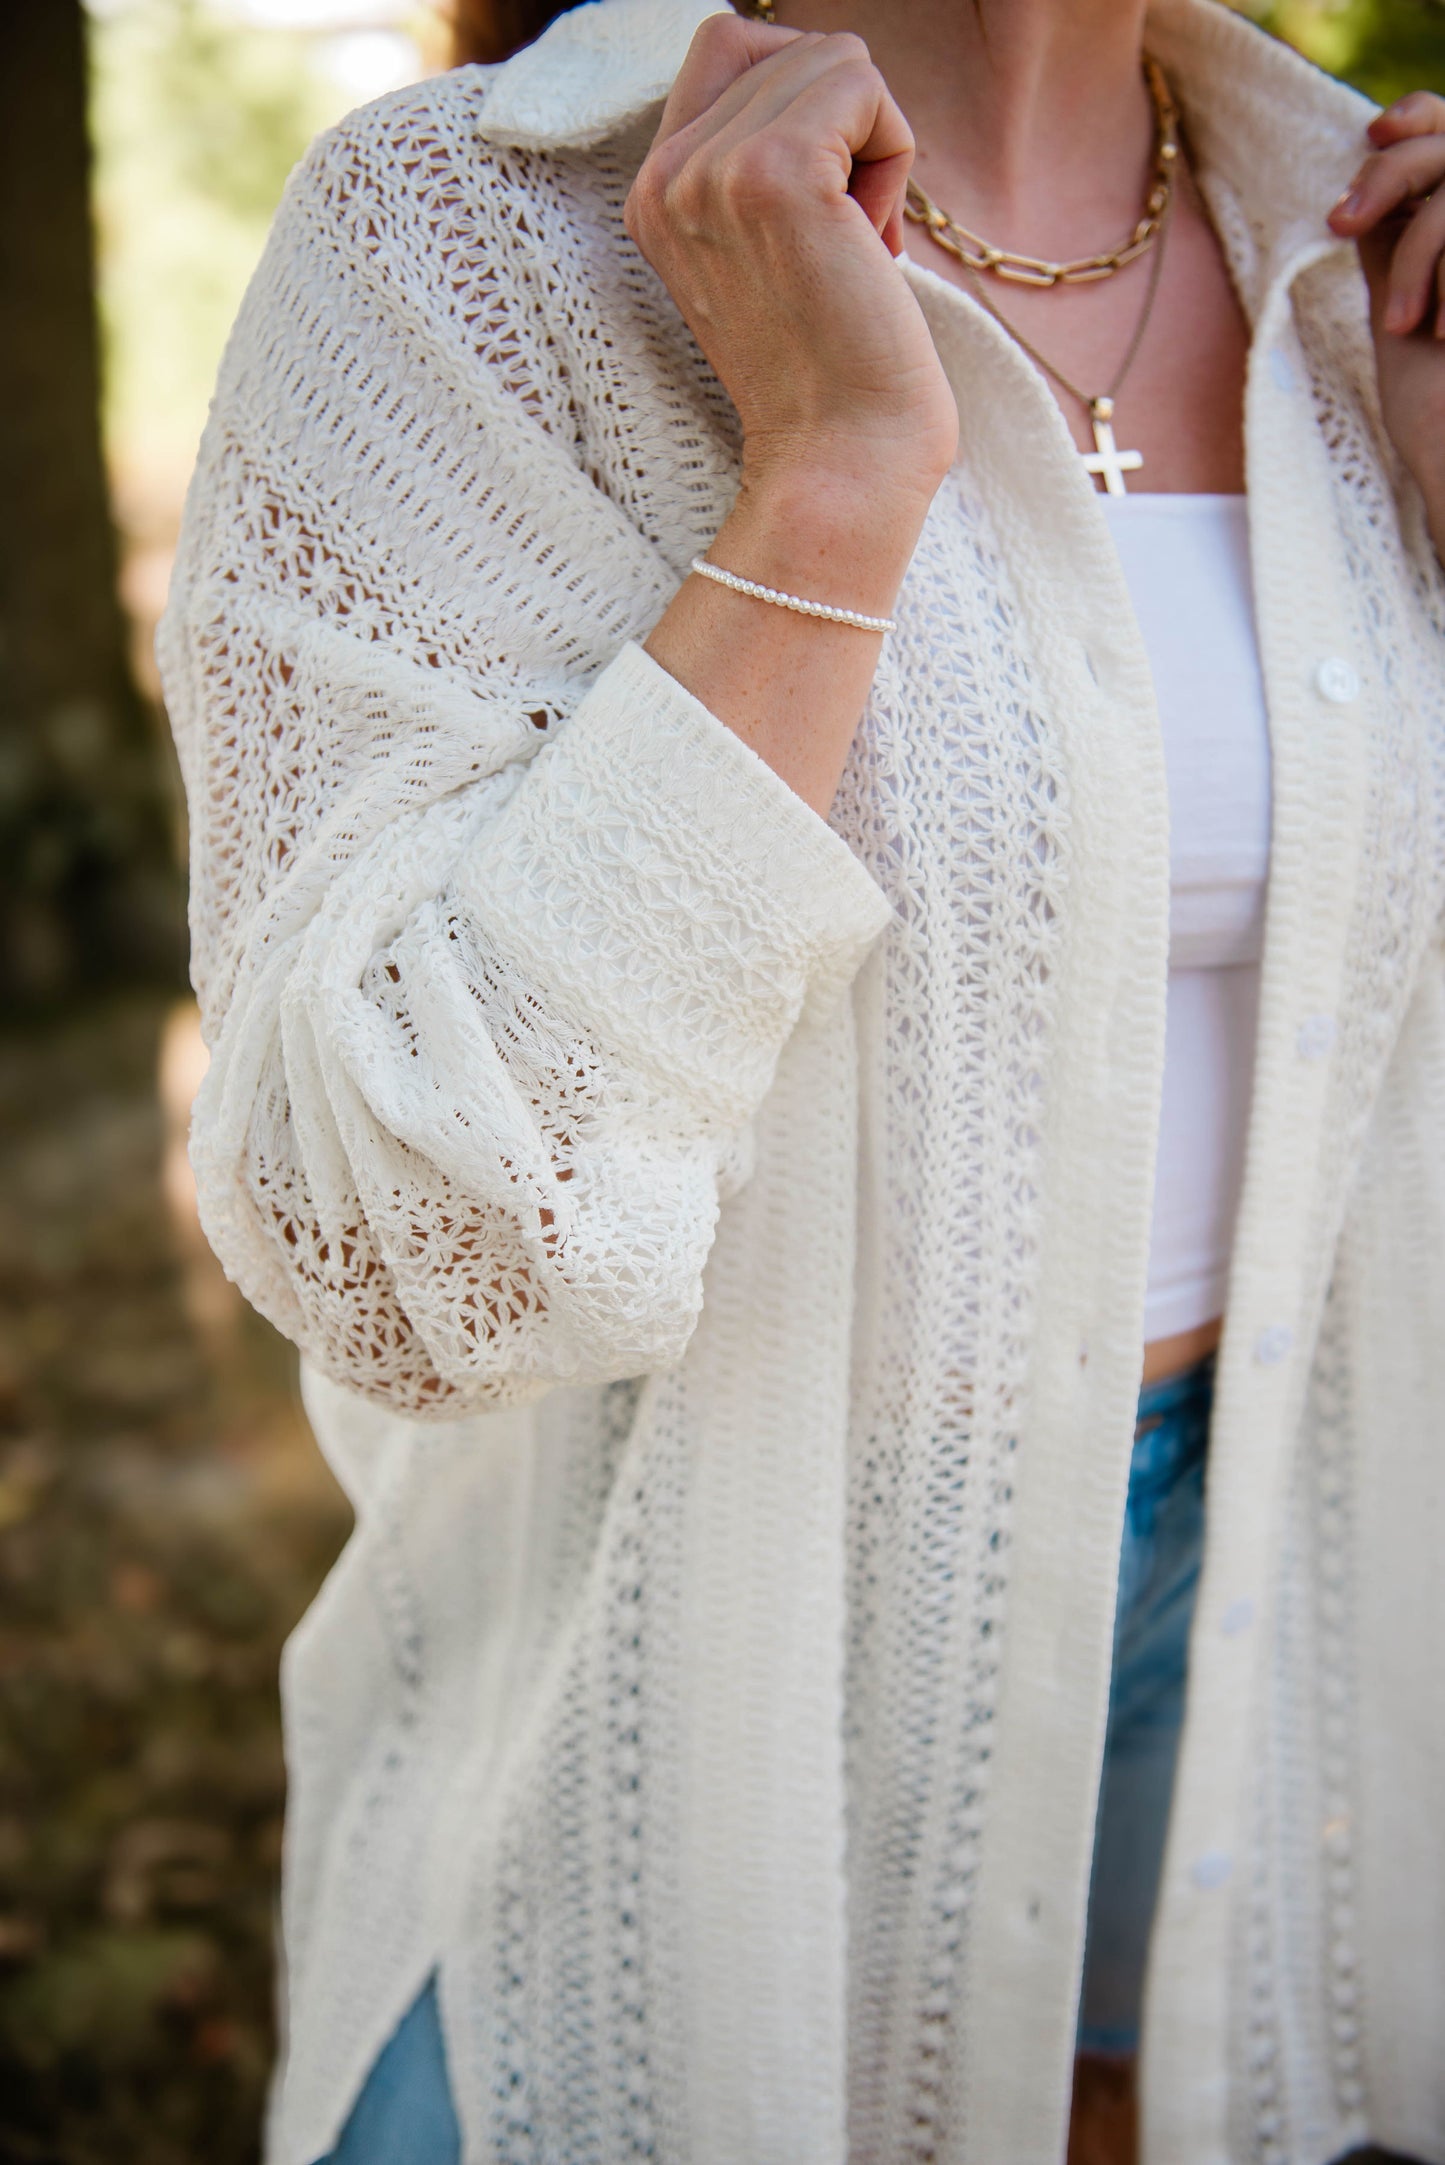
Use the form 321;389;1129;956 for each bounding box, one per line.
712;456;941;619
642;454;933;819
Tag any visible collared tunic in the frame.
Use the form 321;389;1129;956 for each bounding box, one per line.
157;1;1445;2158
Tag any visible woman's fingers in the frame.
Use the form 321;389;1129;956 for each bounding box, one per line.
1367;89;1445;149
644;27;914;262
1329;131;1445;235
1380;189;1445;334
657;27;909;185
1329;124;1445;335
850;147;913;253
649;12;807;152
689;39;912;194
757;61;914;246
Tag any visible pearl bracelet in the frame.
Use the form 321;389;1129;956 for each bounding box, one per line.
688;555;897;634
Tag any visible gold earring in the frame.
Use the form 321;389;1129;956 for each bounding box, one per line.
748;0;778;18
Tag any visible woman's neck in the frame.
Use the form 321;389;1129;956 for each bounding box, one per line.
756;0;1157;260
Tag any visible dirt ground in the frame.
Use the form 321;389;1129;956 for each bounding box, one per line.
0;992;350;2165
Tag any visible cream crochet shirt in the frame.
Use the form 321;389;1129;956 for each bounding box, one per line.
157;1;1445;2159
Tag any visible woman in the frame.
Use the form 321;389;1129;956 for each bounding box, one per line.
157;0;1445;2158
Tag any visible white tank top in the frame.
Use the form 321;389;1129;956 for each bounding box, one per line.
1100;493;1272;1342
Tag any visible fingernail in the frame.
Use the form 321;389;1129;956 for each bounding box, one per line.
1333;189;1361;219
1386;294;1412;333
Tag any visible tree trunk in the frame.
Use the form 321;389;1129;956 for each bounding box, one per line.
0;0;183;1006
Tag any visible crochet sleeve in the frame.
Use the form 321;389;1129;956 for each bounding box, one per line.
158;94;892;1417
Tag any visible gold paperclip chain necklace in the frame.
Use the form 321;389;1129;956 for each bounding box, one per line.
902;56;1181;288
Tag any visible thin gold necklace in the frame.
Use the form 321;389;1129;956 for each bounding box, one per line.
945;180;1177;495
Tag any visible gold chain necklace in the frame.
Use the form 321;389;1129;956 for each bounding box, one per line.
903;58;1180;288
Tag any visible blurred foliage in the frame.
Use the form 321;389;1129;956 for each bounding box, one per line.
88;0;345;495
1239;0;1445;104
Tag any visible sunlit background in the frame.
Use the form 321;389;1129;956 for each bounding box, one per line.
92;0;450;714
1;1;1442;2159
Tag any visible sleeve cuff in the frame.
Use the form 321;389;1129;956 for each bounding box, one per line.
453;638;894;1120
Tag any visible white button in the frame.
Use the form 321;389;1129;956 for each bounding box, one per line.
1254;1324;1293;1366
1222;1597;1256;1637
1192;1850;1233;1890
1314;657;1361;705
1296;1013;1336;1061
1269;349;1296;393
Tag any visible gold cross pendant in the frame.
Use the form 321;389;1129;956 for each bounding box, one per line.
1082;396;1143;496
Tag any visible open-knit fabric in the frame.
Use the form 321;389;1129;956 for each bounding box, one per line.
157;1;1445;2160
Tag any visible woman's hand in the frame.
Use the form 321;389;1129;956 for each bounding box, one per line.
1328;92;1445;557
624;11;959;509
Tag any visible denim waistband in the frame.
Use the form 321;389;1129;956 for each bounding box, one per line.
1127;1350;1216;1534
1135;1348;1217;1431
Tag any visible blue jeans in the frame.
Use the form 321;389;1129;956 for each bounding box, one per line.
314;1977;460;2165
317;1359;1214;2152
1077;1350;1214;2056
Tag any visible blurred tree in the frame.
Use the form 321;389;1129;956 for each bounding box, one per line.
0;0;184;1008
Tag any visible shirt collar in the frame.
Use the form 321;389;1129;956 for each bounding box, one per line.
473;0;724;151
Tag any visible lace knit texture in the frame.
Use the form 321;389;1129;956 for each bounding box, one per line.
157;2;1445;2160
